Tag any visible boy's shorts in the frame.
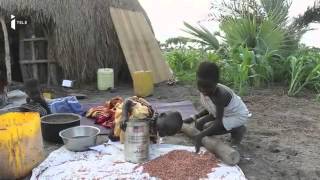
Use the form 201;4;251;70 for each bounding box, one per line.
222;114;249;131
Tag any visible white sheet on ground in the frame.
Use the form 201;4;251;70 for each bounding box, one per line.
0;90;27;111
31;142;246;180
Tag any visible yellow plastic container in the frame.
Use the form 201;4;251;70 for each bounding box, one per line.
97;68;114;91
43;92;52;99
0;112;44;179
133;71;154;97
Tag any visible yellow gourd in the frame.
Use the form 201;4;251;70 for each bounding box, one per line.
133;71;154;97
0;112;44;179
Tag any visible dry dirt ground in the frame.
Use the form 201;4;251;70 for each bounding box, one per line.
41;83;320;180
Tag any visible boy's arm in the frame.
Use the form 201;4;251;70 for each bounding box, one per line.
194;105;224;152
195;105;224;138
194;109;209;119
184;109;209;123
120;99;134;130
193;95;226;152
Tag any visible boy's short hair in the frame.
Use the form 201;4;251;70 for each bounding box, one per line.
196;61;219;83
157;111;183;137
24;79;41;97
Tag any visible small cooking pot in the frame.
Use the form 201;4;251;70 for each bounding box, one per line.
41;113;81;143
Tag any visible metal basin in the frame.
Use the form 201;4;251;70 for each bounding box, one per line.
59;126;100;152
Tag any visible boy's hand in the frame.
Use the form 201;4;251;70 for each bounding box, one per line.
183;115;196;124
120;121;127;131
183;117;194;124
193;134;203;153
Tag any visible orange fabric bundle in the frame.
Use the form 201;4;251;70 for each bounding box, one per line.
86;96;155;143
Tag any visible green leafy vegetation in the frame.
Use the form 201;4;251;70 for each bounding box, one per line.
288;49;320;96
165;48;219;83
222;47;254;95
165;49;200;83
163;0;320;98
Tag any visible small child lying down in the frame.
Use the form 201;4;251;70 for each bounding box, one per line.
118;97;183;143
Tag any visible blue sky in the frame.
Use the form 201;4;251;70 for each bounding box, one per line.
139;0;320;47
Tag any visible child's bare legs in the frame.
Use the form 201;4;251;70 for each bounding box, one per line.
230;126;246;145
196;115;246;144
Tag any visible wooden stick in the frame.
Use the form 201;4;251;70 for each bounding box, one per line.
19;60;54;64
0;16;12;84
19;29;25;82
30;36;38;79
181;123;240;165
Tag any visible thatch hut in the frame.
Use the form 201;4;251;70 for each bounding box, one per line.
0;0;152;84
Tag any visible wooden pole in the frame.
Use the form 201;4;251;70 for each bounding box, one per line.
0;16;12;84
181;123;240;165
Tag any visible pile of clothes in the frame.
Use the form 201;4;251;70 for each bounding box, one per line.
86;96;156;143
86;97;123;129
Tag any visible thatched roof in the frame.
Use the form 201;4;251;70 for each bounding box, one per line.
0;0;152;82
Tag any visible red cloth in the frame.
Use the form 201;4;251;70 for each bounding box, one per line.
86;97;123;129
95;109;115;128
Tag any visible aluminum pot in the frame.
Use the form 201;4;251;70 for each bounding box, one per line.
41;113;81;143
59;126;100;152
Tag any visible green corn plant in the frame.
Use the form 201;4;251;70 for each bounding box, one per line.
287;56;307;96
224;46;255;95
251;51;275;87
239;47;255;95
165;49;205;83
288;51;320;96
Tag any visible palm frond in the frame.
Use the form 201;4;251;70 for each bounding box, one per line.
182;22;219;50
256;20;284;55
291;0;320;29
261;0;290;26
220;17;257;49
